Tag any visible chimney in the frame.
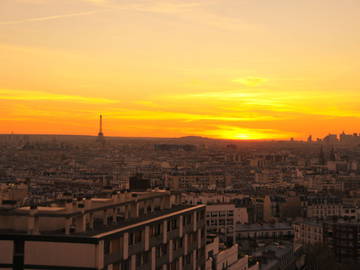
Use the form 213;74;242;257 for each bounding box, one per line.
84;197;92;209
65;199;73;211
27;205;39;234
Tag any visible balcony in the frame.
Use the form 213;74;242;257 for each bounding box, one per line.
169;228;180;240
150;235;163;247
197;219;205;229
137;263;151;270
156;254;169;268
104;252;122;265
173;248;184;260
129;242;144;255
183;263;193;270
184;223;193;233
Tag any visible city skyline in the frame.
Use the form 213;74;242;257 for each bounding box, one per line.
1;0;360;140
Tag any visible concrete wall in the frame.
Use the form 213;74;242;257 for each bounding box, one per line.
215;244;239;270
25;241;99;268
0;240;13;264
38;217;67;232
234;208;248;224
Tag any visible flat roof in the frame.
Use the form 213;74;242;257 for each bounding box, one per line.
236;223;292;232
0;191;169;218
94;204;205;239
0;204;206;242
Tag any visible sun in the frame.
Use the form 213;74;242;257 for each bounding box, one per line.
201;126;293;140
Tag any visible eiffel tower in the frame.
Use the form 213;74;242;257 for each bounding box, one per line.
97;114;105;144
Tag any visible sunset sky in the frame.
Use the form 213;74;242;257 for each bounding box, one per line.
1;0;360;140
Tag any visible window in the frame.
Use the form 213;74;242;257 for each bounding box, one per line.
185;214;192;225
152;223;162;237
185;254;191;264
156;246;161;258
120;259;130;270
136;252;149;266
172;217;178;230
157;243;168;258
170;259;178;270
104;239;111;255
143;251;149;264
129;233;135;245
174;238;183;250
136;254;142;267
135;230;142;243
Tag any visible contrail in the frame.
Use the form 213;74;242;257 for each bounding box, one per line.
0;10;103;25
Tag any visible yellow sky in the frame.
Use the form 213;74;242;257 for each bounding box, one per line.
1;0;360;140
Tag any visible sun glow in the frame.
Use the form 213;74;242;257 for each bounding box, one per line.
200;126;294;141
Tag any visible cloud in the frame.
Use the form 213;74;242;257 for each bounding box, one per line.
108;109;276;122
172;89;360;118
5;0;260;33
80;0;259;32
83;0;107;3
233;77;268;87
0;89;118;104
173;90;290;111
126;0;203;14
0;10;103;25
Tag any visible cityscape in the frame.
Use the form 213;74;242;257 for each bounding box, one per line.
1;116;360;270
1;1;360;270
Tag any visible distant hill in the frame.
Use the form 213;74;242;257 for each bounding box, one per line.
178;136;211;140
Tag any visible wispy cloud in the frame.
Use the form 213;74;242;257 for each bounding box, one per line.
233;77;268;87
108;109;276;122
171;89;360;118
82;0;108;4
80;0;259;32
0;10;103;25
0;89;118;104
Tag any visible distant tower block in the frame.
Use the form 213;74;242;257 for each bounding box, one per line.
97;115;105;144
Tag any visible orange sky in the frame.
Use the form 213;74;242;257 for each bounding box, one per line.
1;0;360;140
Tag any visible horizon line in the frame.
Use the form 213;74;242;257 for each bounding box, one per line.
0;133;301;142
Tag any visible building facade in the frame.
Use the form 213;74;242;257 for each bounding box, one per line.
0;191;206;270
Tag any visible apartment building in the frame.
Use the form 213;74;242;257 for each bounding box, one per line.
293;220;324;245
294;219;360;264
0;190;206;270
301;197;342;219
252;242;300;270
236;223;293;240
205;204;235;245
205;235;259;270
324;221;360;264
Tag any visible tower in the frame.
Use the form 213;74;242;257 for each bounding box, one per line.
98;115;104;137
97;115;105;144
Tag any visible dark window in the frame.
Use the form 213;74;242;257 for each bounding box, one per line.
135;230;142;243
104;239;111;254
121;259;130;270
